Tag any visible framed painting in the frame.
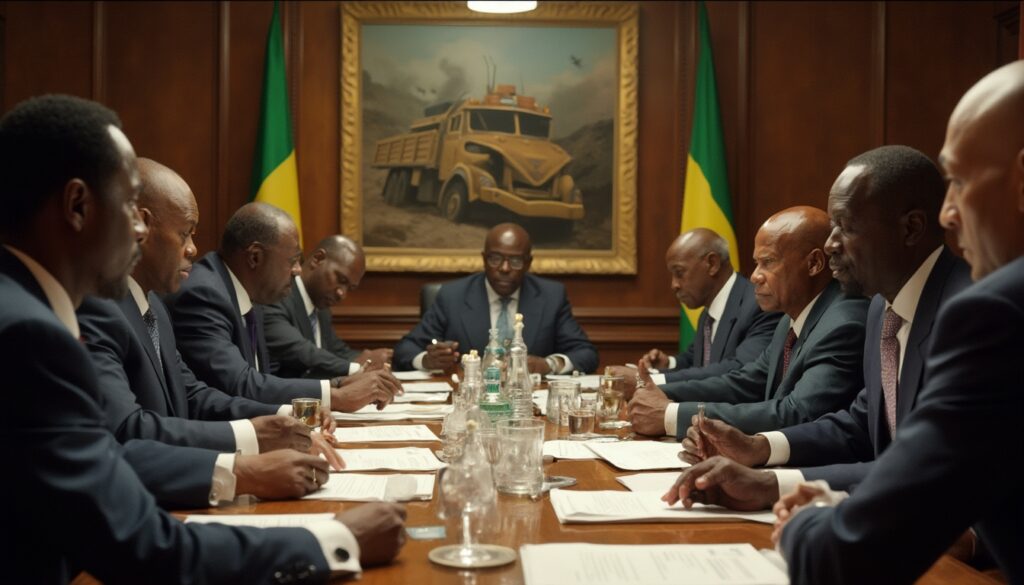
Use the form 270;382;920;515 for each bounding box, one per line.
341;1;638;273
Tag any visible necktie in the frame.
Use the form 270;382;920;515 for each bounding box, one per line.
142;307;162;369
308;309;320;348
244;310;260;369
497;297;512;345
880;308;902;437
702;315;716;367
780;327;797;378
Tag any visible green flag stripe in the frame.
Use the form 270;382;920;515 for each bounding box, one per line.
251;1;294;198
679;309;696;353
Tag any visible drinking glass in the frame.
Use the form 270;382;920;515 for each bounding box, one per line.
432;455;501;567
291;398;321;430
550;380;581;427
494;419;545;497
567;394;597;439
598;374;628;429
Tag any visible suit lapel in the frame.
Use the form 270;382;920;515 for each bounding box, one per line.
209;253;256;368
460;275;491;354
763;317;791;395
288;281;315;342
897;248;953;420
518;275;545;351
116;294;174;413
786;281;838;369
710;278;748;362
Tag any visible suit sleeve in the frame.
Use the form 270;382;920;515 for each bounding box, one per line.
78;303;236;452
323;321;361;361
784;386;876;467
167;282;322;404
4;317;333;585
264;301;351;378
551;288;598;374
780;288;1024;584
393;297;450;371
665;310;782;382
178;349;280;420
120;439;220;509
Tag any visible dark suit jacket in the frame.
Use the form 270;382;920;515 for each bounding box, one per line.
393;272;598;373
78;292;279;451
265;276;360;378
0;248;332;584
163;252;323;404
781;255;1024;585
662;280;869;436
783;249;971;490
665;276;782;383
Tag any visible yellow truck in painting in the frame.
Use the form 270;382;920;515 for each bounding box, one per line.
371;84;584;225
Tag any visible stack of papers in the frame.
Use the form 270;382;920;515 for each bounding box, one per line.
393;392;448;403
333;403;453;421
302;473;435;501
616;472;683;493
334;447;445;471
333;424;439;443
543;440;602;460
520;543;788;585
549;489;775;524
184;513;334;527
586;441;688;470
393;370;433;381
400;381;452;393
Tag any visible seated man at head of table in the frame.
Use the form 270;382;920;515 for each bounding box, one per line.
164;201;402;412
393;222;598;375
77;157;344;502
0;94;406;584
609;228;781;393
628;206;869;438
264;234;393;379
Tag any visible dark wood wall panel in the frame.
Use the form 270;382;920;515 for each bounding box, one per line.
0;0;1010;367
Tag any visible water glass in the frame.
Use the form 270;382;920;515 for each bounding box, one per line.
568;394;597;439
598;374;625;428
291;398;321;430
494;419;545;497
550;380;581;427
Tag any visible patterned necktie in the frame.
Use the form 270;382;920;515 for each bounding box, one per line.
142;307;162;369
497;297;512;345
702;315;716;366
780;327;798;378
880;308;903;438
244;310;260;369
308;309;320;347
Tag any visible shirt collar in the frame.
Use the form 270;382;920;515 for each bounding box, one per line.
295;276;315;316
224;263;253;317
887;246;943;325
706;272;737;323
127;276;149;316
3;244;80;339
791;290;823;338
484;278;519;306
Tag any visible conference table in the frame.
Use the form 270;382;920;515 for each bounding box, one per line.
163;376;1000;585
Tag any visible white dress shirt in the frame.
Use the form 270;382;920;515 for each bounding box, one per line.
295;277;359;375
666;272;738;370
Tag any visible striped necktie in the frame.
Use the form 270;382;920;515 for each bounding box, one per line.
702;315;715;366
142;307;162;369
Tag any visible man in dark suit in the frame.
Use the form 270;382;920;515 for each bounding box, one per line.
0;94;405;584
78;158;344;493
393;222;598;374
628;207;869;437
264;235;392;379
770;61;1024;584
164;202;402;411
609;228;780;392
664;146;972;511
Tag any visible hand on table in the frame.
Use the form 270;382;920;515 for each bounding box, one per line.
356;348;393;371
771;480;836;546
423;341;459;371
331;369;402;412
234;449;329;499
336;502;408;566
252;414;312;453
626;362;671;436
310;430;345;471
640;348;671;370
680;415;771;466
661;456;778;511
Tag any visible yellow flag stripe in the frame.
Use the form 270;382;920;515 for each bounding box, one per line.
679;154;740;329
254;150;303;246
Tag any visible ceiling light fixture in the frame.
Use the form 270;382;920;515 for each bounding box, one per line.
467;1;538;15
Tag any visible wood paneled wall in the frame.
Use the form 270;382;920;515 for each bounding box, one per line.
2;1;1015;367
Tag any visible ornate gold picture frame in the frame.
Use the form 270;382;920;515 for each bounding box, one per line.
341;1;638;274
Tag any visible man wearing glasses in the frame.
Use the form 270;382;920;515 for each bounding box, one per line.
393;223;598;374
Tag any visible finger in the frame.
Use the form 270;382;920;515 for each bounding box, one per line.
679;450;702;465
319;444;345;471
661;471;688;504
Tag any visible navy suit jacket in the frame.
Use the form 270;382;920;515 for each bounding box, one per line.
783;249;971;490
0;248;332;584
665;276;782;383
164;252;322;404
662;280;869;436
393;272;598;373
781;255;1024;585
78;292;279;451
265;277;360;378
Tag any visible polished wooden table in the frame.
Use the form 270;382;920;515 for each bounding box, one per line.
175;412;999;585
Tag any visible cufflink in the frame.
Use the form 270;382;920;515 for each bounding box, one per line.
334;547;350;562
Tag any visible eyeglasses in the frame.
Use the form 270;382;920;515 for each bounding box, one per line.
484;253;528;270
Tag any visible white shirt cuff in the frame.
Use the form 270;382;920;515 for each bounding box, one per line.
277;404;292;416
320;380;331;410
209;452;238;505
304;520;363;576
548;353;573;374
770;468;807;500
412;351;428;372
348;362;361;375
664;403;679;437
667;356;677;369
229;420;259;455
759;431;792;466
651;373;667;386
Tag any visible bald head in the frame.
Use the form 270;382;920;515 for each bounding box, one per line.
939;60;1024;280
132;158;198;295
750;206;832;318
483;222;533;297
219;202;302;304
303;235;367;309
665;228;734;309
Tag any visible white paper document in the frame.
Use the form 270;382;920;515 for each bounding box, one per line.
546;374;602;388
302;473;435;501
543;440;601;460
616;472;683;494
333;403;453;421
334;447;445;471
549;489;775;524
333;424;440;443
394;370;433;381
520;542;788;585
400;381;453;393
394;391;448;403
184;513;334;527
587;441;689;471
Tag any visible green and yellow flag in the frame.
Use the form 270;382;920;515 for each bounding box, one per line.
679;2;740;351
251;1;303;245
